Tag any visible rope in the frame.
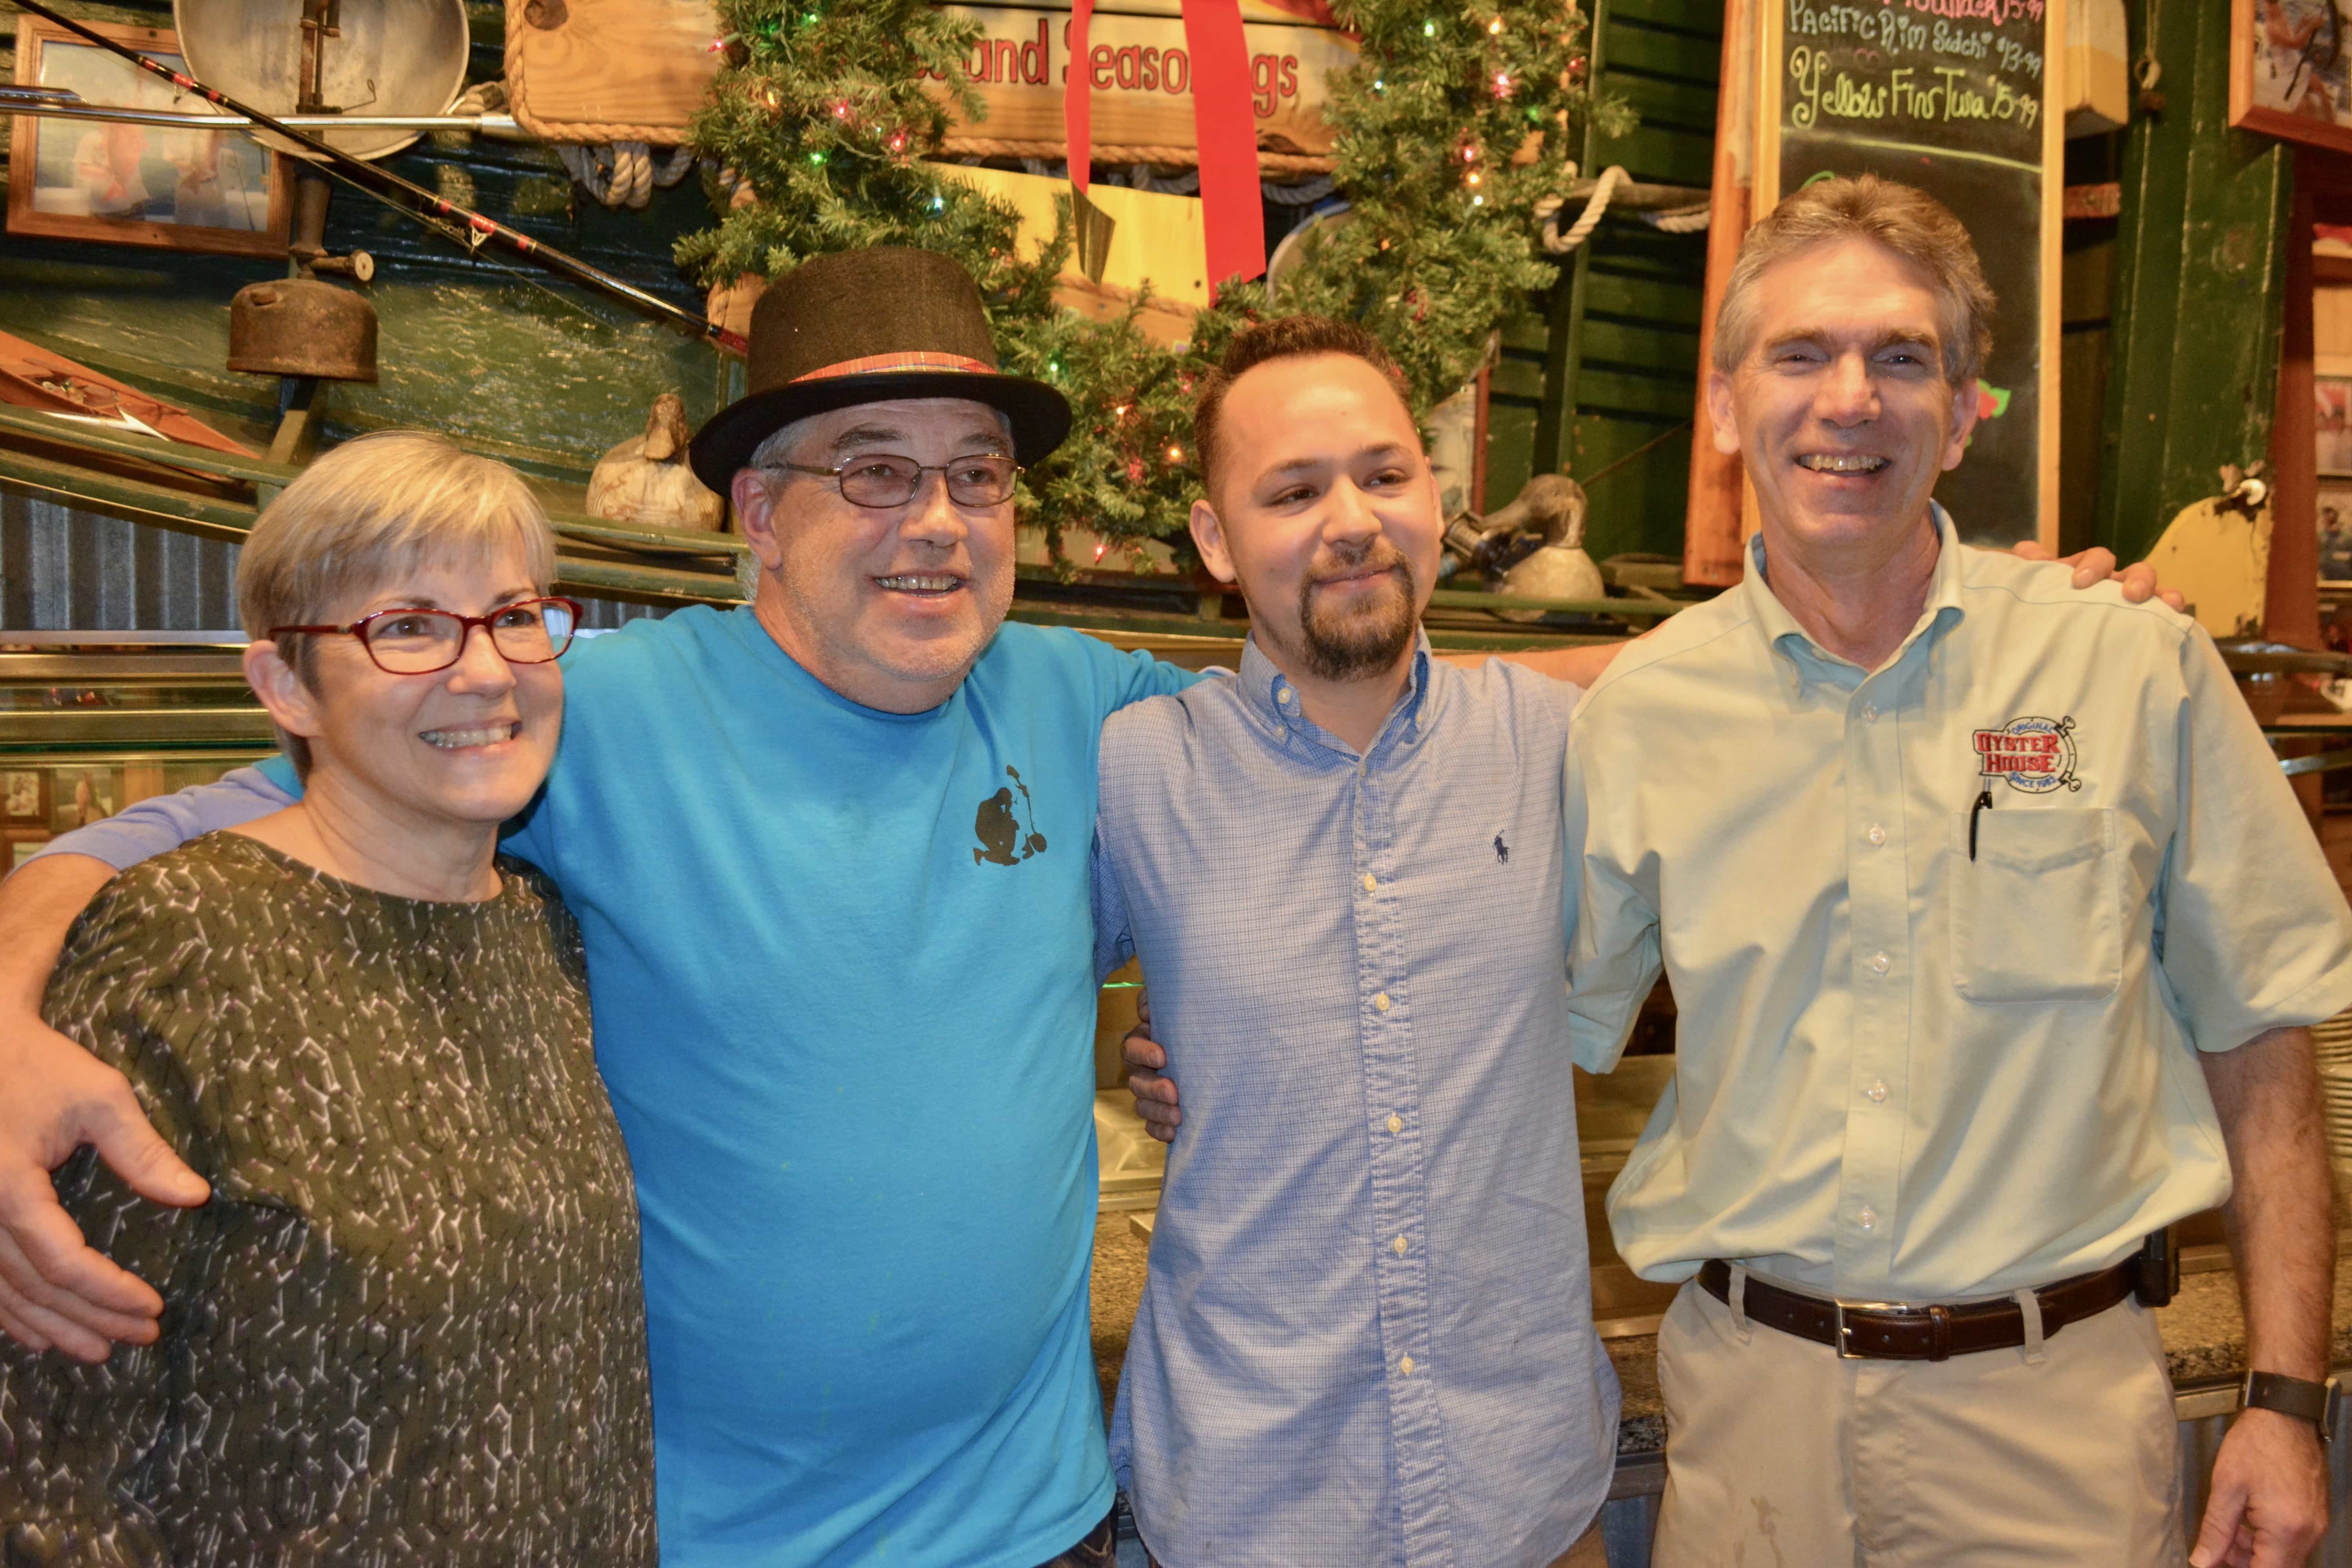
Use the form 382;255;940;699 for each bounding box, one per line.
559;141;699;208
1264;174;1336;206
450;80;505;117
1535;165;1626;254
1644;202;1711;233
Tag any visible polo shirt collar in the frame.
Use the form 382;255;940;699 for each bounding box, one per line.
1739;502;1967;692
1238;630;1435;762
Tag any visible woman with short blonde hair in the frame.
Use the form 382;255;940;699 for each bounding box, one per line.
0;431;657;1563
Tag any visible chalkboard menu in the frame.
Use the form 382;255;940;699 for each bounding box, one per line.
1759;0;2062;549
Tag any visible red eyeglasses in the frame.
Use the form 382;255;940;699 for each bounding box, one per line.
271;597;583;675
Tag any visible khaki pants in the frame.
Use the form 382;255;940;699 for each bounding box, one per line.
1651;1275;2184;1568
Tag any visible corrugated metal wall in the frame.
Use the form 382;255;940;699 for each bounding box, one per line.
0;491;661;633
0;492;240;632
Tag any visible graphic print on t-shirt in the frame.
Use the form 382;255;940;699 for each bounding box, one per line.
973;764;1050;865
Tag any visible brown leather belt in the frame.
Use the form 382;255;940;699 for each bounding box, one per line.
1697;1258;2137;1361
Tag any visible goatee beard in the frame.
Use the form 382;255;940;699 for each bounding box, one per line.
1295;549;1417;681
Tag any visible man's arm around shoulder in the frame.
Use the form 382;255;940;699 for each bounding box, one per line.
0;855;208;1362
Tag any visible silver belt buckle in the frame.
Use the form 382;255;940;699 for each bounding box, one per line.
1833;1298;1917;1360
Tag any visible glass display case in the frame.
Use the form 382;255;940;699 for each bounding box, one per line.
0;642;274;870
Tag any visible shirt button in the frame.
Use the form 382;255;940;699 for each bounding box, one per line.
1373;992;1392;1013
1387;1113;1403;1135
1865;1079;1888;1103
1861;703;1880;723
1278;688;1295;706
1866;824;1886;847
1393;1236;1408;1256
1869;951;1890;975
1361;873;1377;893
1399;1355;1416;1376
1857;1206;1878;1231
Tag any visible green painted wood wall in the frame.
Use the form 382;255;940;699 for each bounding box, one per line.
1485;0;1717;565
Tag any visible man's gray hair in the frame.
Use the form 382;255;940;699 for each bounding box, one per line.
1712;174;1996;388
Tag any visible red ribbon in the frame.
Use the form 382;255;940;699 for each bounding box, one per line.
1064;0;1266;296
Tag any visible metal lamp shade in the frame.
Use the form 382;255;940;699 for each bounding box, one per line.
172;0;469;161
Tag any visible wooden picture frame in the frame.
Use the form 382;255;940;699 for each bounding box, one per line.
2232;0;2352;158
2319;373;2352;474
0;768;47;825
46;764;118;835
4;828;53;873
6;16;290;257
2321;477;2352;586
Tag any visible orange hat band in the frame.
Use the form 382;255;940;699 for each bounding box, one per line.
791;350;996;383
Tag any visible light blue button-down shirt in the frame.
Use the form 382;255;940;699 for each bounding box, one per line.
1092;635;1619;1568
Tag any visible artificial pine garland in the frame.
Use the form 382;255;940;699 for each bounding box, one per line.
675;0;1626;562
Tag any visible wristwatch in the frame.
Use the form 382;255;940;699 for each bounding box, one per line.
2240;1371;2336;1438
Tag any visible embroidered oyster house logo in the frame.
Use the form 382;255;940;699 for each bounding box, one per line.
1972;715;2079;795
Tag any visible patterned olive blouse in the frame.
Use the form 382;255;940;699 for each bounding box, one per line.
0;832;656;1565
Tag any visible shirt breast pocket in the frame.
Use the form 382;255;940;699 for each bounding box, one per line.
1948;806;2121;1003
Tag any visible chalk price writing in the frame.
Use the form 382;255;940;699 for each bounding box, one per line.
1786;2;2043;76
1883;0;2042;21
1992;34;2042;78
1788;47;2042;131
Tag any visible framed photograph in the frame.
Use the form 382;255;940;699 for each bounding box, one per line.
2321;479;2352;585
0;769;45;825
2321;376;2352;474
6;16;290;256
4;829;52;874
47;765;118;835
2232;0;2352;157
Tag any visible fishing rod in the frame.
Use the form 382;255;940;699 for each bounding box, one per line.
9;0;747;355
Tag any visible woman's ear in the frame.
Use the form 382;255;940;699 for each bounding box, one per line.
241;639;327;743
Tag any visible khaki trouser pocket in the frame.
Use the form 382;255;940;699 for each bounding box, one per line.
1949;806;2121;1002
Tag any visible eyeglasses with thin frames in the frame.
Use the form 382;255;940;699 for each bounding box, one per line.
270;597;584;675
764;453;1021;510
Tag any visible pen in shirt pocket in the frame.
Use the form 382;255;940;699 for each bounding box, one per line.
1968;786;1993;860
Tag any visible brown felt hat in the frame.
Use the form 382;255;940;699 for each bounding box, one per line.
688;247;1071;494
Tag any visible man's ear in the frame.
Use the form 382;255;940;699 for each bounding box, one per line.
1706;370;1742;457
241;639;326;743
1941;374;1982;472
731;469;787;572
1190;498;1238;585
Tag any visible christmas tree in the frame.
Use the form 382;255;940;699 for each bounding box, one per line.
675;0;1626;561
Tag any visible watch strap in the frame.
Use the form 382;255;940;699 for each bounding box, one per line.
2241;1370;2333;1429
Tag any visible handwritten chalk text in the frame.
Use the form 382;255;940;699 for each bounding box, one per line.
1788;47;2042;131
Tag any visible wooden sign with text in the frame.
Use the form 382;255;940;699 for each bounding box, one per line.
922;3;1354;166
505;0;1348;171
1756;0;2064;550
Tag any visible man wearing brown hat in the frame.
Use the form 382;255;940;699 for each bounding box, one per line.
0;248;1198;1568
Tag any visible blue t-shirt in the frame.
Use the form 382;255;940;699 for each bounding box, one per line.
214;608;1194;1564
